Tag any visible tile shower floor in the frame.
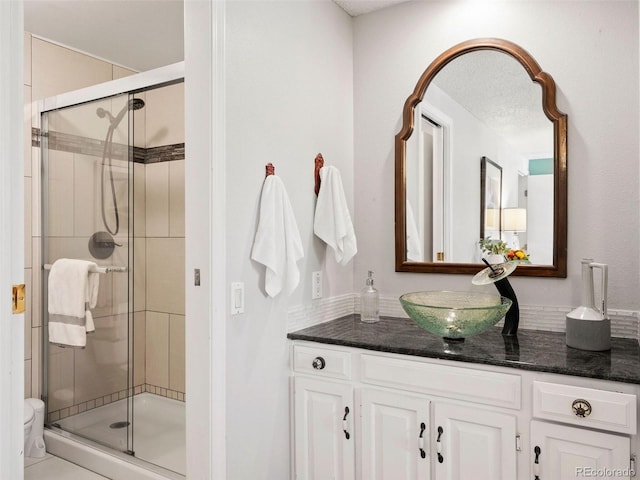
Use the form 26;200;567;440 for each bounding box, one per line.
55;392;185;475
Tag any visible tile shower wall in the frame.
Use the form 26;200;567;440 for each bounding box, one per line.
142;83;186;398
24;33;130;403
23;34;186;420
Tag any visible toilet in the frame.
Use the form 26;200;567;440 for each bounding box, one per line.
24;398;46;458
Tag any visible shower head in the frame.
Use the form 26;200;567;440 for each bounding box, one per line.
129;98;145;111
111;98;145;126
97;97;146;128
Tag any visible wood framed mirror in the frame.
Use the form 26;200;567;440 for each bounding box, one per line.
395;38;567;277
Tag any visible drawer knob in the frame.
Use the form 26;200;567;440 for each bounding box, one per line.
312;356;326;370
572;398;592;417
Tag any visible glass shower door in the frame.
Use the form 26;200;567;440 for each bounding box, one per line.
41;93;135;454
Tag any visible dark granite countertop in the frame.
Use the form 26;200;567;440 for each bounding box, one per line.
287;315;640;385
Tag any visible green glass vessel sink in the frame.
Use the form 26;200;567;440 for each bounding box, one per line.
399;291;512;341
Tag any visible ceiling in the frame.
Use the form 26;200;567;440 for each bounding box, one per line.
333;0;409;17
25;1;544;151
24;1;408;72
24;0;184;72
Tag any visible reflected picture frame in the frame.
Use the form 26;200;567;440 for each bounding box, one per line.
480;156;502;240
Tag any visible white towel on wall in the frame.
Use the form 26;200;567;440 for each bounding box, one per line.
251;175;304;298
48;258;99;347
314;165;357;266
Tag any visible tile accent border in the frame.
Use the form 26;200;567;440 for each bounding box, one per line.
47;384;185;423
287;293;356;332
288;293;639;341
32;127;184;164
143;383;185;402
145;143;185;164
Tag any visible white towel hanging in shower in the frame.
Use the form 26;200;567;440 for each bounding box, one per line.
48;258;99;347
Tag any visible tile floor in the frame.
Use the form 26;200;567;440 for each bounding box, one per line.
25;454;108;479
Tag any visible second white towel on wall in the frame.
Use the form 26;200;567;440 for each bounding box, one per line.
314;165;357;266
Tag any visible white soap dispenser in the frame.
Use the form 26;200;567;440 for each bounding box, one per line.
360;271;380;323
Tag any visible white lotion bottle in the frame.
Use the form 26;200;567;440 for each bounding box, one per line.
360;270;380;323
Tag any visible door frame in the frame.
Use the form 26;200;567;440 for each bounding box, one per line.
1;1;227;478
38;61;185;457
0;1;25;478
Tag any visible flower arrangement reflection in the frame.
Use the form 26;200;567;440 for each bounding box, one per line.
479;237;530;263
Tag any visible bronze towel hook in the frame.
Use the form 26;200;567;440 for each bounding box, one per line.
314;153;324;195
265;163;275;177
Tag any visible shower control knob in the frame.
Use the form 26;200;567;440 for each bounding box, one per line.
312;356;326;370
572;398;592;418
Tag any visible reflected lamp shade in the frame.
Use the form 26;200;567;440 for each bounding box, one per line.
484;208;501;230
502;208;527;232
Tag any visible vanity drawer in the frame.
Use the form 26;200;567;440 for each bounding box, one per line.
293;345;352;380
533;381;637;435
360;354;521;409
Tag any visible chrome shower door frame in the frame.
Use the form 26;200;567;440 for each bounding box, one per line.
38;62;184;457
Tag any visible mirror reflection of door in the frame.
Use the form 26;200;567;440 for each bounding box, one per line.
517;172;528;250
406;111;449;263
526;158;554;264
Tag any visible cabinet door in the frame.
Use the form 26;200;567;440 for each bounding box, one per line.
294;376;355;480
360;388;431;480
531;420;630;480
433;402;517;480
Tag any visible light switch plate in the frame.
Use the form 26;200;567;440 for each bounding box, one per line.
230;282;245;314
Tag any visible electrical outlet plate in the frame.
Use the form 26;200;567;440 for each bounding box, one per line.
312;271;322;299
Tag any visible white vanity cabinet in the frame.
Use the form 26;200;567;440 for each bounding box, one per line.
360;388;431;479
293;376;355;480
291;342;523;480
529;381;637;479
530;420;630;480
290;341;639;480
292;345;355;480
433;402;517;480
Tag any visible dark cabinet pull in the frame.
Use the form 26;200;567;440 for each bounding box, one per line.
419;422;426;459
342;406;350;439
312;356;325;370
436;426;444;463
533;445;541;480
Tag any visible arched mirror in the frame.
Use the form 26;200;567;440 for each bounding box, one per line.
395;38;567;277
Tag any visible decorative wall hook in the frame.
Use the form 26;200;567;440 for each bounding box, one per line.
265;163;275;177
314;153;324;195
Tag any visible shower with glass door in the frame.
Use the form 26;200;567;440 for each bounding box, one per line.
40;79;186;477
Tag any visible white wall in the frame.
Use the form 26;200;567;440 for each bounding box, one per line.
353;0;639;311
225;2;353;478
